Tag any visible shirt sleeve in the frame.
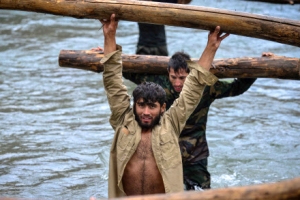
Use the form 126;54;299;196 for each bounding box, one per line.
101;45;131;130
123;72;147;85
166;61;218;136
210;78;256;99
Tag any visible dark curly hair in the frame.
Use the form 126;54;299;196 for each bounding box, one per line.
133;82;166;106
167;51;191;73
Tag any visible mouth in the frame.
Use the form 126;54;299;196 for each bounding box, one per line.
174;86;182;92
141;116;152;124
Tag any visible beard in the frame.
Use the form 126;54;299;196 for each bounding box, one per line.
134;108;161;130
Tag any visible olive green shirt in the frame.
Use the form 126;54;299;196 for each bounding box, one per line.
101;45;217;198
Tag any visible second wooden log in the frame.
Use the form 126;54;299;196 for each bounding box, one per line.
58;50;300;80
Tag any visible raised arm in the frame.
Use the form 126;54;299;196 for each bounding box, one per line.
101;14;118;55
167;26;228;135
100;14;131;130
198;26;229;70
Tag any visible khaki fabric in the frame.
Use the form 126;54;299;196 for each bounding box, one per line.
101;45;217;198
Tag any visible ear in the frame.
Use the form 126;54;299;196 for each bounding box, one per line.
161;103;166;114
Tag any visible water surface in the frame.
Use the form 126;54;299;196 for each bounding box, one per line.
0;0;299;199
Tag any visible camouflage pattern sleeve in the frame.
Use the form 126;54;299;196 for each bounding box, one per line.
123;72;167;85
123;72;147;85
210;78;256;99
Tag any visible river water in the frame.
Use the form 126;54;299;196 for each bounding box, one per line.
0;0;299;199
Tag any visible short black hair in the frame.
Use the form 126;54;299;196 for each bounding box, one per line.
167;51;191;73
133;82;166;106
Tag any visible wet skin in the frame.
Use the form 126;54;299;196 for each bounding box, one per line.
122;98;166;195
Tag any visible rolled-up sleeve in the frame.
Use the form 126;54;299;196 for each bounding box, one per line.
167;61;218;136
187;61;218;85
101;45;131;130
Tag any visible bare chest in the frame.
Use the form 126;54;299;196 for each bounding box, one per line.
122;132;165;195
135;134;153;160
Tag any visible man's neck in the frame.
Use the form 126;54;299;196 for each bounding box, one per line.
141;128;152;134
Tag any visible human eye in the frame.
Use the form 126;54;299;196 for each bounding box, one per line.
137;102;145;107
150;103;157;109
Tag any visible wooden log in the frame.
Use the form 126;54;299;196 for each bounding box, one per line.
1;0;300;47
0;177;300;200
58;50;300;80
244;0;300;5
105;177;300;200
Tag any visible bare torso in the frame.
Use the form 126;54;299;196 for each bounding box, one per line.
122;130;165;195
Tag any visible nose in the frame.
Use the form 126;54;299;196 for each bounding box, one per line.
143;106;151;115
174;78;181;86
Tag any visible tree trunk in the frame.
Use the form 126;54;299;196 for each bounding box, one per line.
244;0;300;5
58;50;300;80
1;0;300;47
105;177;300;200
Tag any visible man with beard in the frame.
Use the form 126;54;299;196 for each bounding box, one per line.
123;51;257;190
100;14;228;198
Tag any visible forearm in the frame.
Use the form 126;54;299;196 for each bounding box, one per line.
198;26;229;71
198;47;217;71
102;47;123;92
213;78;256;99
168;64;217;135
101;47;130;129
104;36;116;55
233;78;256;94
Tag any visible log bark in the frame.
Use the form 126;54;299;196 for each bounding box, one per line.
244;0;300;5
1;177;300;200
58;50;300;80
105;177;300;200
1;0;300;47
